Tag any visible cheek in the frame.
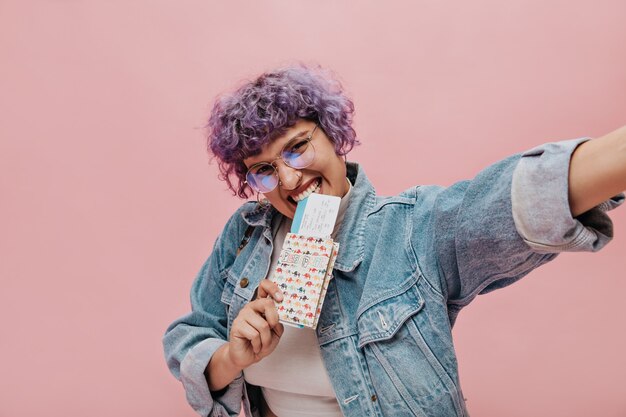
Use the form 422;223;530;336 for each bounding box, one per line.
313;151;343;171
320;156;345;178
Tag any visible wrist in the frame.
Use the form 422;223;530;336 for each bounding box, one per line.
222;342;245;374
206;342;244;392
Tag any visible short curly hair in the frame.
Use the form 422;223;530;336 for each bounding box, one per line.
207;65;359;198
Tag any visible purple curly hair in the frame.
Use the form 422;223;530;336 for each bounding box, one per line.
207;65;359;198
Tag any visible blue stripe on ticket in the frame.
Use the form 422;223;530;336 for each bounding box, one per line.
291;196;308;233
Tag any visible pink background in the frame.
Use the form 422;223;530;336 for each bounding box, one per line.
1;1;625;416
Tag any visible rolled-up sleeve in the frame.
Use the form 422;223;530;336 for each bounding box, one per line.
511;138;624;253
179;338;244;417
163;207;250;417
414;138;623;323
163;250;244;417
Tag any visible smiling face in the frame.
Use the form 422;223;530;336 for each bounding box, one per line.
243;119;349;219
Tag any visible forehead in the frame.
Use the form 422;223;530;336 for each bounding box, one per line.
243;121;314;167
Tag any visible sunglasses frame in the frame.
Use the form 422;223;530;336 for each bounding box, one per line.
244;124;319;193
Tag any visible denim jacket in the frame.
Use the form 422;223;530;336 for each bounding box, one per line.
163;138;622;417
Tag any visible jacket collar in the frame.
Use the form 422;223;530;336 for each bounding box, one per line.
241;200;276;228
241;162;376;272
332;162;376;271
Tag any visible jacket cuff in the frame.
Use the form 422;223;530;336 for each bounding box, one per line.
511;137;624;253
180;338;244;417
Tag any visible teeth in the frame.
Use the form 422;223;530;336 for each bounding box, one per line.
293;179;321;202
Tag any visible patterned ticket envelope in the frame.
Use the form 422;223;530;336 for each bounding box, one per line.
270;233;339;328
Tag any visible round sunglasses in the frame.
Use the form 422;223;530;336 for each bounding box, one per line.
245;125;318;193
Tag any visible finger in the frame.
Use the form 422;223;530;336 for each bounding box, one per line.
257;279;284;302
272;322;284;339
248;297;279;315
266;323;284;353
245;313;273;351
262;299;280;329
234;321;262;355
249;298;281;329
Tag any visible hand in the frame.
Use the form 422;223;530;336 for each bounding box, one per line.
228;279;285;369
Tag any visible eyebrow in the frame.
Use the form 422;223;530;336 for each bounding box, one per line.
288;130;309;142
244;128;312;168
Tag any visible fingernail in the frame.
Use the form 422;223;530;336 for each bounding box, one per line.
275;291;283;302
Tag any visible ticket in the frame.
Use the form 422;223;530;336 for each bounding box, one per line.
291;193;340;237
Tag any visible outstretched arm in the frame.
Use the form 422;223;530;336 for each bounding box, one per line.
569;125;626;217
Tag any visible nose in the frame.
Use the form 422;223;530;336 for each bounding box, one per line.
276;161;302;191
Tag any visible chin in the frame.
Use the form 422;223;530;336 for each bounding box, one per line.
278;203;296;219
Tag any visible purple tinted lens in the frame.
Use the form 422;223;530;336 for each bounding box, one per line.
247;167;278;192
283;140;314;168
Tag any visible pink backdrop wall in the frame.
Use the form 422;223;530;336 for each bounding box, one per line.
1;1;625;416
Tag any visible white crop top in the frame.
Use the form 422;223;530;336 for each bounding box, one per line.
243;179;352;417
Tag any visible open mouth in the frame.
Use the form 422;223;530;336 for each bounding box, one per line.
288;178;322;204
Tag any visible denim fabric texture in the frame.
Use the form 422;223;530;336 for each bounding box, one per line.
163;137;623;417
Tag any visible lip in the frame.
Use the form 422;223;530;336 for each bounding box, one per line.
287;177;321;200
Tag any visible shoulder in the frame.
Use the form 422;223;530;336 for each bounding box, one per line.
212;201;259;261
361;185;450;218
228;201;258;226
220;201;256;235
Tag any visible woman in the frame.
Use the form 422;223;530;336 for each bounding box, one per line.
163;66;625;417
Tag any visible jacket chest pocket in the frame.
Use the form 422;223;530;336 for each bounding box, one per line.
357;285;424;346
356;284;464;417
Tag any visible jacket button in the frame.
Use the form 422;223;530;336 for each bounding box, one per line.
371;394;377;402
240;278;249;288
